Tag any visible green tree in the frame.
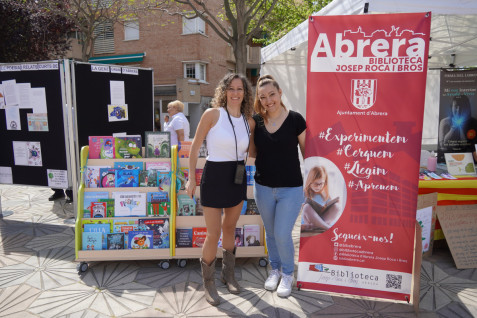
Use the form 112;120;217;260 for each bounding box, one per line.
0;0;73;62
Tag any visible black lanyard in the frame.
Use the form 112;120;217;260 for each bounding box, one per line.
225;106;250;163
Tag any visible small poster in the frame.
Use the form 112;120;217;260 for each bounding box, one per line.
47;169;68;188
110;80;125;104
108;104;128;122
444;152;476;175
30;87;47;113
27;113;49;131
416;206;433;253
12;141;42;166
5;106;21;130
0;166;13;184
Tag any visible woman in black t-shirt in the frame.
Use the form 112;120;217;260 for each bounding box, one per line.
250;75;306;298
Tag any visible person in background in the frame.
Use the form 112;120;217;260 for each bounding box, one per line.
49;188;73;203
250;75;306;298
185;73;254;306
165;100;190;146
163;115;170;132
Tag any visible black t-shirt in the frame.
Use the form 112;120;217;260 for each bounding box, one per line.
253;110;307;187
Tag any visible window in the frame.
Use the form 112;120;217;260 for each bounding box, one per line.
184;62;207;82
92;0;112;9
94;22;114;54
124;21;139;41
182;15;205;35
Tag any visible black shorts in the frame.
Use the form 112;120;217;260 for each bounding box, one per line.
200;160;247;208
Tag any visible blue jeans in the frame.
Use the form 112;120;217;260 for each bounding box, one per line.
254;183;304;275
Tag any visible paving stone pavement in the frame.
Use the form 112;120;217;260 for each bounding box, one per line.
1;184;476;317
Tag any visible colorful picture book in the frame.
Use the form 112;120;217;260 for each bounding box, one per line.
235;227;244;247
192;227;207;248
178;141;192;158
85;166;110;188
114;161;144;170
107;233;125;250
84;223;111;249
195;169;203;184
145;162;171;171
113;192;146;217
147;191;170;216
198;140;208;158
243;224;261;247
195;197;203;216
83;192;109;217
98;198;115;217
176;228;192;247
138;218;170;249
100;168;116;188
82;219;112;232
157;171;171;193
115;135;142;159
246;165;256;186
112;219;139;248
128;230;153;249
240;200;247;215
90;201;107;218
145;131;171;158
88;136;115;159
82;232;103;250
115;169;140;187
177;194;196;216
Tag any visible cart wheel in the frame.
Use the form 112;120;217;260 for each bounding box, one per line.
159;260;170;270
259;258;268;267
77;262;89;273
177;259;187;268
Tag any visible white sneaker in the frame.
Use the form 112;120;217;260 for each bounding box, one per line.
264;269;281;291
277;273;294;297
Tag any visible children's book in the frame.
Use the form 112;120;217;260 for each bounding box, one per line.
235;227;244;247
98;198;115;217
113;219;139;248
82;218;112;232
192;227;207;248
90;201;107;218
245;199;260;215
85;166;110;188
99;168;116;188
145;131;171;158
115;169;140;187
115;135;143;159
177;194;196;216
139;171;149;187
113;192;146;217
145;169;158;187
246;165;256;186
88;136;115;159
195;197;203;216
82;232;103;250
107;233;125;250
145;162;171;171
218;231;223;248
305;197;339;217
147;191;170;217
178;141;192;158
240;200;247;215
243;224;261;247
84;223;110;249
138;218;170;249
83;192;109;217
198;140;208;158
128;230;153;249
175;228;193;247
195;169;203;184
114;161;144;170
147;191;169;203
157;171;171;193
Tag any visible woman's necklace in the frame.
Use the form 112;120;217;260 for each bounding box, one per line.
268;108;284;127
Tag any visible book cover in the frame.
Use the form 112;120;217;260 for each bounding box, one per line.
85;166;110;188
243;224;261;246
83;192;109;217
84;223;111;249
112;219;138;233
115;169;140;187
82;219;112;232
115;135;143;159
99;168;116;188
107;233;125;250
90;201;107;218
145;131;171;158
175;228;193;247
145;162;171;171
157;171;171;193
192;227;207;248
240;200;247;215
246;165;256;186
245;199;260;215
195;169;203;184
235;227;244;247
145;169;158;187
128;230;154;249
113;161;144;170
82;232;103;250
88;136;114;159
113;192;146;217
138;218;170;249
147;202;170;217
139;171;149;187
195;197;204;216
198;140;208;158
177;194;196;216
178;141;192;158
218;231;223;248
147;191;169;203
98;198;115;217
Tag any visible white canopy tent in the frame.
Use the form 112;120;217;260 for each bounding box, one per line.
261;0;477;145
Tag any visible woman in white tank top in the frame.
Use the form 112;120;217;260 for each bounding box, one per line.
185;73;255;306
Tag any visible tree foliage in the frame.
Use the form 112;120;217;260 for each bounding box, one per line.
0;0;74;62
254;0;332;46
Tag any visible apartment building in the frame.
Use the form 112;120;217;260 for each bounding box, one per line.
89;5;261;137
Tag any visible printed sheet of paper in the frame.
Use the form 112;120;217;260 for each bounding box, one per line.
27;113;49;131
47;169;68;188
3;79;20;106
5;106;21;130
0;166;13;184
18;83;32;109
30;87;48;113
12;141;42;166
110;80;125;105
0;84;5;109
416;206;433;253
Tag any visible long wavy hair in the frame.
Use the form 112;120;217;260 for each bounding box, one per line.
304;166;330;200
254;74;287;121
211;73;254;118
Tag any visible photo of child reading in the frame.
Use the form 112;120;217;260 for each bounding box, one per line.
301;160;346;236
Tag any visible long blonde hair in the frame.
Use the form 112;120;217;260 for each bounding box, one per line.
211;73;253;118
304;166;330;200
254;75;286;121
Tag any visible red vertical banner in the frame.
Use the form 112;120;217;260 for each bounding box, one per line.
298;13;431;301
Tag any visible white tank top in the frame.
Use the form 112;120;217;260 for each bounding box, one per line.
206;107;249;162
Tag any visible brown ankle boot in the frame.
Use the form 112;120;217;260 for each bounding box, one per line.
200;258;220;306
220;248;240;294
